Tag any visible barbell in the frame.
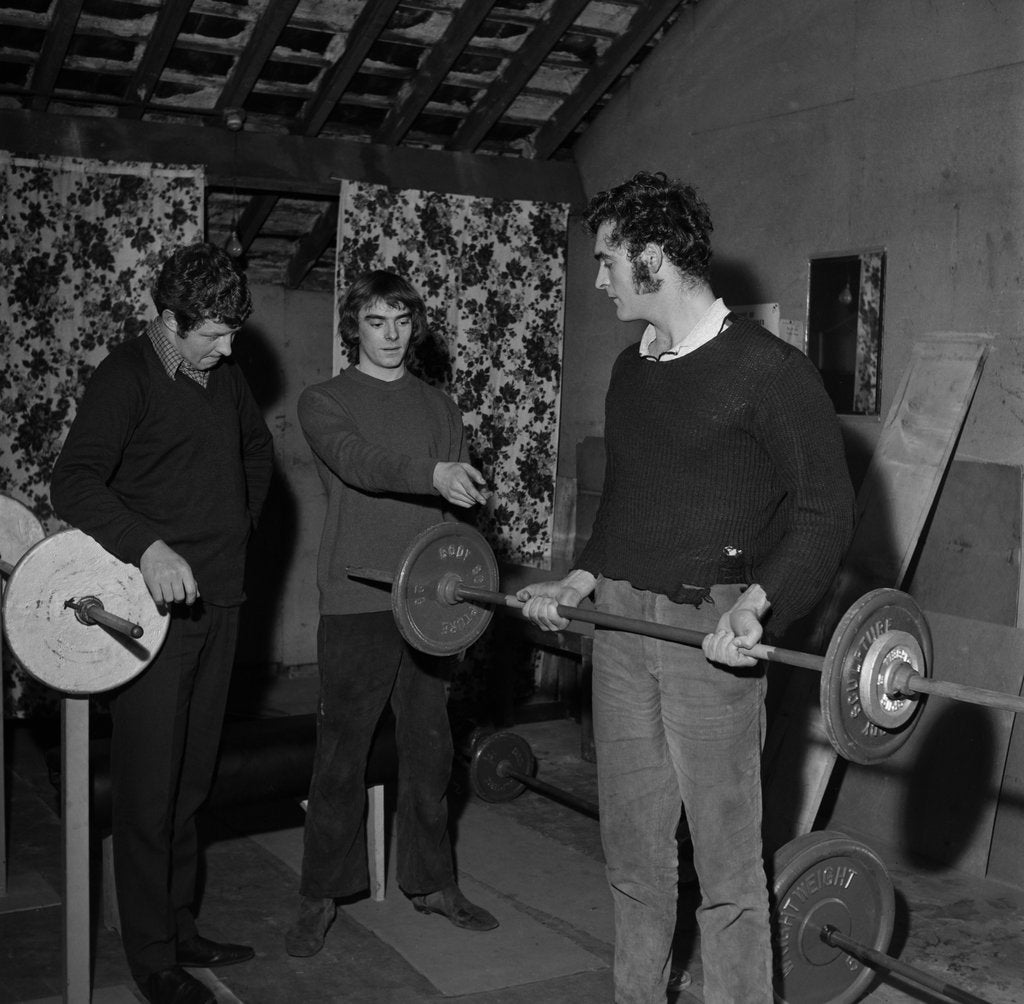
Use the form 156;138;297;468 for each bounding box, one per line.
466;728;599;818
463;727;991;1004
1;496;168;694
349;521;1024;767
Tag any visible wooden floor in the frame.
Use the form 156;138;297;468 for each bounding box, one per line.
2;709;1023;1004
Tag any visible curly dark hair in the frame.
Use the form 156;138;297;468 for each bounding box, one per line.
152;242;252;332
584;171;714;284
338;270;428;348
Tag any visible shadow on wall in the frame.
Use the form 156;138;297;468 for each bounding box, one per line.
230;320;298;690
899;702;997;872
711;256;769;309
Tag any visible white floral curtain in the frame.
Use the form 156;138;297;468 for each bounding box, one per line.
334;181;568;567
0;152;203;716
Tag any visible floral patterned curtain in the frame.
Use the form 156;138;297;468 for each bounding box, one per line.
0;152;203;716
335;181;568;567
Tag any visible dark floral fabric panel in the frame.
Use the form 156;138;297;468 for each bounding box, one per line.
854;250;884;415
334;181;568;567
1;153;203;717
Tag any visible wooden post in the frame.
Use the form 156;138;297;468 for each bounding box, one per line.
62;695;91;1003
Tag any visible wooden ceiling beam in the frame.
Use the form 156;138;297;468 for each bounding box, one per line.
446;0;589;153
214;0;301;114
234;0;399;264
296;0;403;137
117;0;195;119
284;204;339;289
373;0;498;146
235;195;277;254
0;110;585;206
533;0;685;160
28;0;85;112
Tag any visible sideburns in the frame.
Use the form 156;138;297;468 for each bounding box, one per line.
631;257;662;295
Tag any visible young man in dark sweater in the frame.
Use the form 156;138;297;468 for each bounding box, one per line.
518;172;855;1004
286;270;498;958
51;242;273;1004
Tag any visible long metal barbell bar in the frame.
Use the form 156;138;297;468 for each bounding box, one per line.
451;577;1024;715
350;522;1024;766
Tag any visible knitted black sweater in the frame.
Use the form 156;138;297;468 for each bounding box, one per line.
51;334;273;606
578;319;854;632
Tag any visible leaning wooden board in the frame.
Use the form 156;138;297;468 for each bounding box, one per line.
762;333;991;853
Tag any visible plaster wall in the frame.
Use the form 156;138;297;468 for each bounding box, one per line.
234;282;333;674
560;0;1024;475
562;0;1024;879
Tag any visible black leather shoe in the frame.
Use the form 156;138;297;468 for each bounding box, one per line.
177;934;254;968
137;967;215;1004
410;884;499;931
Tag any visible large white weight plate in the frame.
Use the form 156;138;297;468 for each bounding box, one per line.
2;529;169;694
0;493;45;570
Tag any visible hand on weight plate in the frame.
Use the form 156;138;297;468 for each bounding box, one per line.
140;540;199;606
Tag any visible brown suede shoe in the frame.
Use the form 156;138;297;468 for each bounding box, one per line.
668;967;692;992
410;884;499;931
285;895;337;957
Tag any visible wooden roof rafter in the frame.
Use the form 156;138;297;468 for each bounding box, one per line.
117;0;195;119
446;0;591;153
533;0;684;160
27;0;85;113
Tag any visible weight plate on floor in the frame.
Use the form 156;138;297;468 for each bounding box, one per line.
0;493;45;571
469;731;536;803
771;830;895;1004
820;589;931;765
391;522;498;657
3;529;169;694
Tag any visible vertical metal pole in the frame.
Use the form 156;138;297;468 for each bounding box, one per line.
62;695;91;1003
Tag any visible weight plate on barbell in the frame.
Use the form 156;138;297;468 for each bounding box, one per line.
391;521;498;657
820;588;932;765
771;830;895;1004
2;529;169;694
469;730;536;803
0;493;45;571
858;629;925;730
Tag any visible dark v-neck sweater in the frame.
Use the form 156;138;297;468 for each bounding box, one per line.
51;334;273;606
578;319;854;632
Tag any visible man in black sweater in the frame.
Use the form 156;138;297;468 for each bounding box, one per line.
51;242;273;1004
518;172;854;1004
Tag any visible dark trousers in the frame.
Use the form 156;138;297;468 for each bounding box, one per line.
108;602;239;980
299;611;455;899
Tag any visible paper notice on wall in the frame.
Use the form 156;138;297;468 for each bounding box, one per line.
732;302;779;336
779;318;807;353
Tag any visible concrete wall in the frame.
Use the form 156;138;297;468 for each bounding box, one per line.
559;0;1024;478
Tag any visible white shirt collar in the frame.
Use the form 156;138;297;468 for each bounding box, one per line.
638;298;731;361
